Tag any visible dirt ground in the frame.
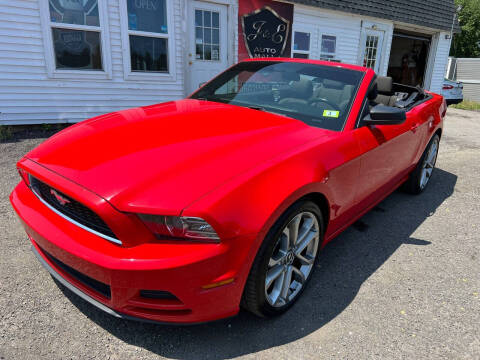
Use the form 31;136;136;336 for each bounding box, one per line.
0;108;479;359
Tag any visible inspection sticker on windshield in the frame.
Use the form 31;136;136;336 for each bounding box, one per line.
323;110;340;118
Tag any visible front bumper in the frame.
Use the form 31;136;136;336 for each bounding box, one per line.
11;181;258;324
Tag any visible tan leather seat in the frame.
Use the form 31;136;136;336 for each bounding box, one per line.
278;79;313;109
312;79;354;111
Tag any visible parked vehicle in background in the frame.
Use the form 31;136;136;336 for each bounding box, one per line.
442;79;463;105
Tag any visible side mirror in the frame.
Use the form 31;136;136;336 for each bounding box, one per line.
363;104;406;125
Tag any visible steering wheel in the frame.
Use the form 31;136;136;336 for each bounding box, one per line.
309;98;341;111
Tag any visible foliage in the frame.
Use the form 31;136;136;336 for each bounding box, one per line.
451;0;480;58
0;125;13;142
451;99;480;111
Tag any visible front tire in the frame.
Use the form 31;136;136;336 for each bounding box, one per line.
242;200;324;317
404;134;440;194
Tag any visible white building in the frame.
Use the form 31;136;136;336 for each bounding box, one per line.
0;0;458;125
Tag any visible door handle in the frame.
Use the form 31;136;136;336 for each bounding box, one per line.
410;124;419;132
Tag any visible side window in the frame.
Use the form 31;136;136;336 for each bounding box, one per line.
43;0;110;76
363;35;379;69
127;0;169;72
119;0;176;80
195;10;221;61
320;35;336;61
292;31;311;59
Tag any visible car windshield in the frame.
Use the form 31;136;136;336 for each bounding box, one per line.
190;61;364;131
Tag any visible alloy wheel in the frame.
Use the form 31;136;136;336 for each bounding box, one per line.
420;137;439;189
264;211;320;307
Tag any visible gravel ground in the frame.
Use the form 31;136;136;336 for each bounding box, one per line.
0;108;479;359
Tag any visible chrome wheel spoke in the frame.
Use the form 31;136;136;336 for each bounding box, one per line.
268;251;286;267
292;266;306;284
266;264;284;289
280;227;290;252
280;266;293;301
296;217;314;244
427;143;437;164
270;272;284;306
295;230;316;257
296;252;315;265
420;139;438;189
288;215;301;247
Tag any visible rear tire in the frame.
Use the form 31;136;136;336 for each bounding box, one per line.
242;200;324;317
403;134;440;194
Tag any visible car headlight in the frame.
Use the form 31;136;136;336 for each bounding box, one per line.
138;214;220;243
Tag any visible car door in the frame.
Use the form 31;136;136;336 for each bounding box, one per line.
353;101;420;208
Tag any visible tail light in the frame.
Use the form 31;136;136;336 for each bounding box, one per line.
442;85;453;90
441;99;447;118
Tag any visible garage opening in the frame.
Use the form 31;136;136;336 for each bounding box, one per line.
387;31;431;87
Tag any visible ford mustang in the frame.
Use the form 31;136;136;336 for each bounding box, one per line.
10;58;446;324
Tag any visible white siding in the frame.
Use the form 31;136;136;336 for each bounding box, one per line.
0;0;185;125
293;5;393;76
293;6;362;65
428;32;451;94
456;58;480;102
0;1;454;125
462;83;480;102
456;58;480;80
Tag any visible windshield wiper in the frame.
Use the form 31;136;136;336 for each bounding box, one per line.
246;105;266;111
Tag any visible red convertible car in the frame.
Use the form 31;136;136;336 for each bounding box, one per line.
10;59;445;324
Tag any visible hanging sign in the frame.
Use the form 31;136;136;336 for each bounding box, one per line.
238;1;293;61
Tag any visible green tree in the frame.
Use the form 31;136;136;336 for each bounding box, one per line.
451;0;480;58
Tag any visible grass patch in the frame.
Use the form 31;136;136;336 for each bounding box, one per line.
451;100;480;112
0;125;13;142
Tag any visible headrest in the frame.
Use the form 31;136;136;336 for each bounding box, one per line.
290;79;313;98
376;76;393;94
283;71;300;82
323;79;344;90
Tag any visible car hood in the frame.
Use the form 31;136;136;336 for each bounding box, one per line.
26;99;326;214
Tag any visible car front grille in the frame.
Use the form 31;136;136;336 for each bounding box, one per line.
29;176;118;242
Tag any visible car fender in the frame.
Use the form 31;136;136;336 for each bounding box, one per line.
181;145;333;242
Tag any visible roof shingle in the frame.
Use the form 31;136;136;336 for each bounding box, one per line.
289;0;459;32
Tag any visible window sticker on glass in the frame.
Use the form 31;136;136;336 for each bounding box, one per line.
128;13;137;30
127;0;167;33
323;110;340;118
49;0;100;26
293;32;310;51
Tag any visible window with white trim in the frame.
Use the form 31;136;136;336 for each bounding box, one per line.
363;35;379;69
39;0;111;78
320;34;336;61
125;0;170;73
292;31;310;59
44;0;107;72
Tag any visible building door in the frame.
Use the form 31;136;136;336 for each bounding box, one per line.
360;28;384;73
188;0;228;94
387;31;431;87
